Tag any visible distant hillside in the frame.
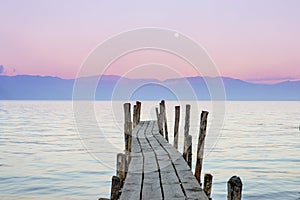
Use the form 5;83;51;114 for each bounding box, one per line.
0;75;299;100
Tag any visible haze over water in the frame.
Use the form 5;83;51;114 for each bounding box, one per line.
0;101;299;199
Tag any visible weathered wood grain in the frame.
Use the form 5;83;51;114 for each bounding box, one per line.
183;104;191;161
195;111;209;184
173;106;180;149
120;120;208;200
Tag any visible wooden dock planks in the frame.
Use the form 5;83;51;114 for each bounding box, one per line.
120;120;208;200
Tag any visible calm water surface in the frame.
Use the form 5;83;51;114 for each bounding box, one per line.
0;101;299;200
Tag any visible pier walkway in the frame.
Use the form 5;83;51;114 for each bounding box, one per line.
120;120;208;200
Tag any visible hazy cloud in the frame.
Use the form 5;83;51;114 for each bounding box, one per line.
0;65;4;74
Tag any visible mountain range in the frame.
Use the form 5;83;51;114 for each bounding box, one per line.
0;75;299;100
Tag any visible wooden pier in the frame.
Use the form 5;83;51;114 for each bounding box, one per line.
102;101;243;200
121;120;208;200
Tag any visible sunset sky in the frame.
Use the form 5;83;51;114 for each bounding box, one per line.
0;0;300;83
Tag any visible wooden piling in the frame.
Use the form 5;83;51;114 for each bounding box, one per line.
203;173;213;200
133;104;137;128
183;104;191;161
161;100;169;141
173;106;180;149
158;113;164;136
136;101;141;124
110;176;120;200
195;111;209;185
187;135;192;168
123;103;132;152
159;102;165;136
116;153;127;188
227;176;242;200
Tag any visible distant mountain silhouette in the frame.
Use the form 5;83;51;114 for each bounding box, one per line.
0;75;299;100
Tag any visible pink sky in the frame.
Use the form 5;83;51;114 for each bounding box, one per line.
0;0;300;83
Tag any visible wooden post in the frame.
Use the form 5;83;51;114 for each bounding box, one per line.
110;176;120;200
158;103;165;136
133;104;137;128
227;176;242;200
158;113;164;136
195;110;209;185
173;106;180;149
155;107;159;120
156;107;163;136
183;104;191;161
159;102;165;136
136;101;141;124
124;103;132;152
116;153;127;188
161;100;169;141
187;135;192;168
203;173;213;200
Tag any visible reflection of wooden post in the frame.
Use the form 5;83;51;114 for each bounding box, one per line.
173;106;180;149
161;100;169;141
195;111;209;185
187;135;192;168
116;153;127;188
203;173;213;200
183;104;191;161
227;176;242;200
123;103;132;152
110;176;120;200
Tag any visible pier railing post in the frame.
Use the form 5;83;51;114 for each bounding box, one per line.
173;106;180;149
195;110;209;185
117;153;127;188
187;135;192;168
183;104;191;161
133;105;137;128
136;101;141;124
124;103;132;152
156;106;164;136
161;100;169;141
227;176;242;200
203;173;213;200
110;176;120;200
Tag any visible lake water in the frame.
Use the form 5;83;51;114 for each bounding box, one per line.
0;101;299;200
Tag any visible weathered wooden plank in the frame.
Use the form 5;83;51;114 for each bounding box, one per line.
121;120;208;200
147;121;185;199
120;122;145;200
151;122;208;200
140;121;163;200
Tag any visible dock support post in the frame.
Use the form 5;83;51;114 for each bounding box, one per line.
117;153;127;188
160;100;169;141
227;176;242;200
203;173;213;200
183;104;191;161
156;106;164;136
195;111;209;185
173;106;180;149
136;101;141;124
110;176;120;200
187;135;192;168
133;105;137;128
124;103;132;152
